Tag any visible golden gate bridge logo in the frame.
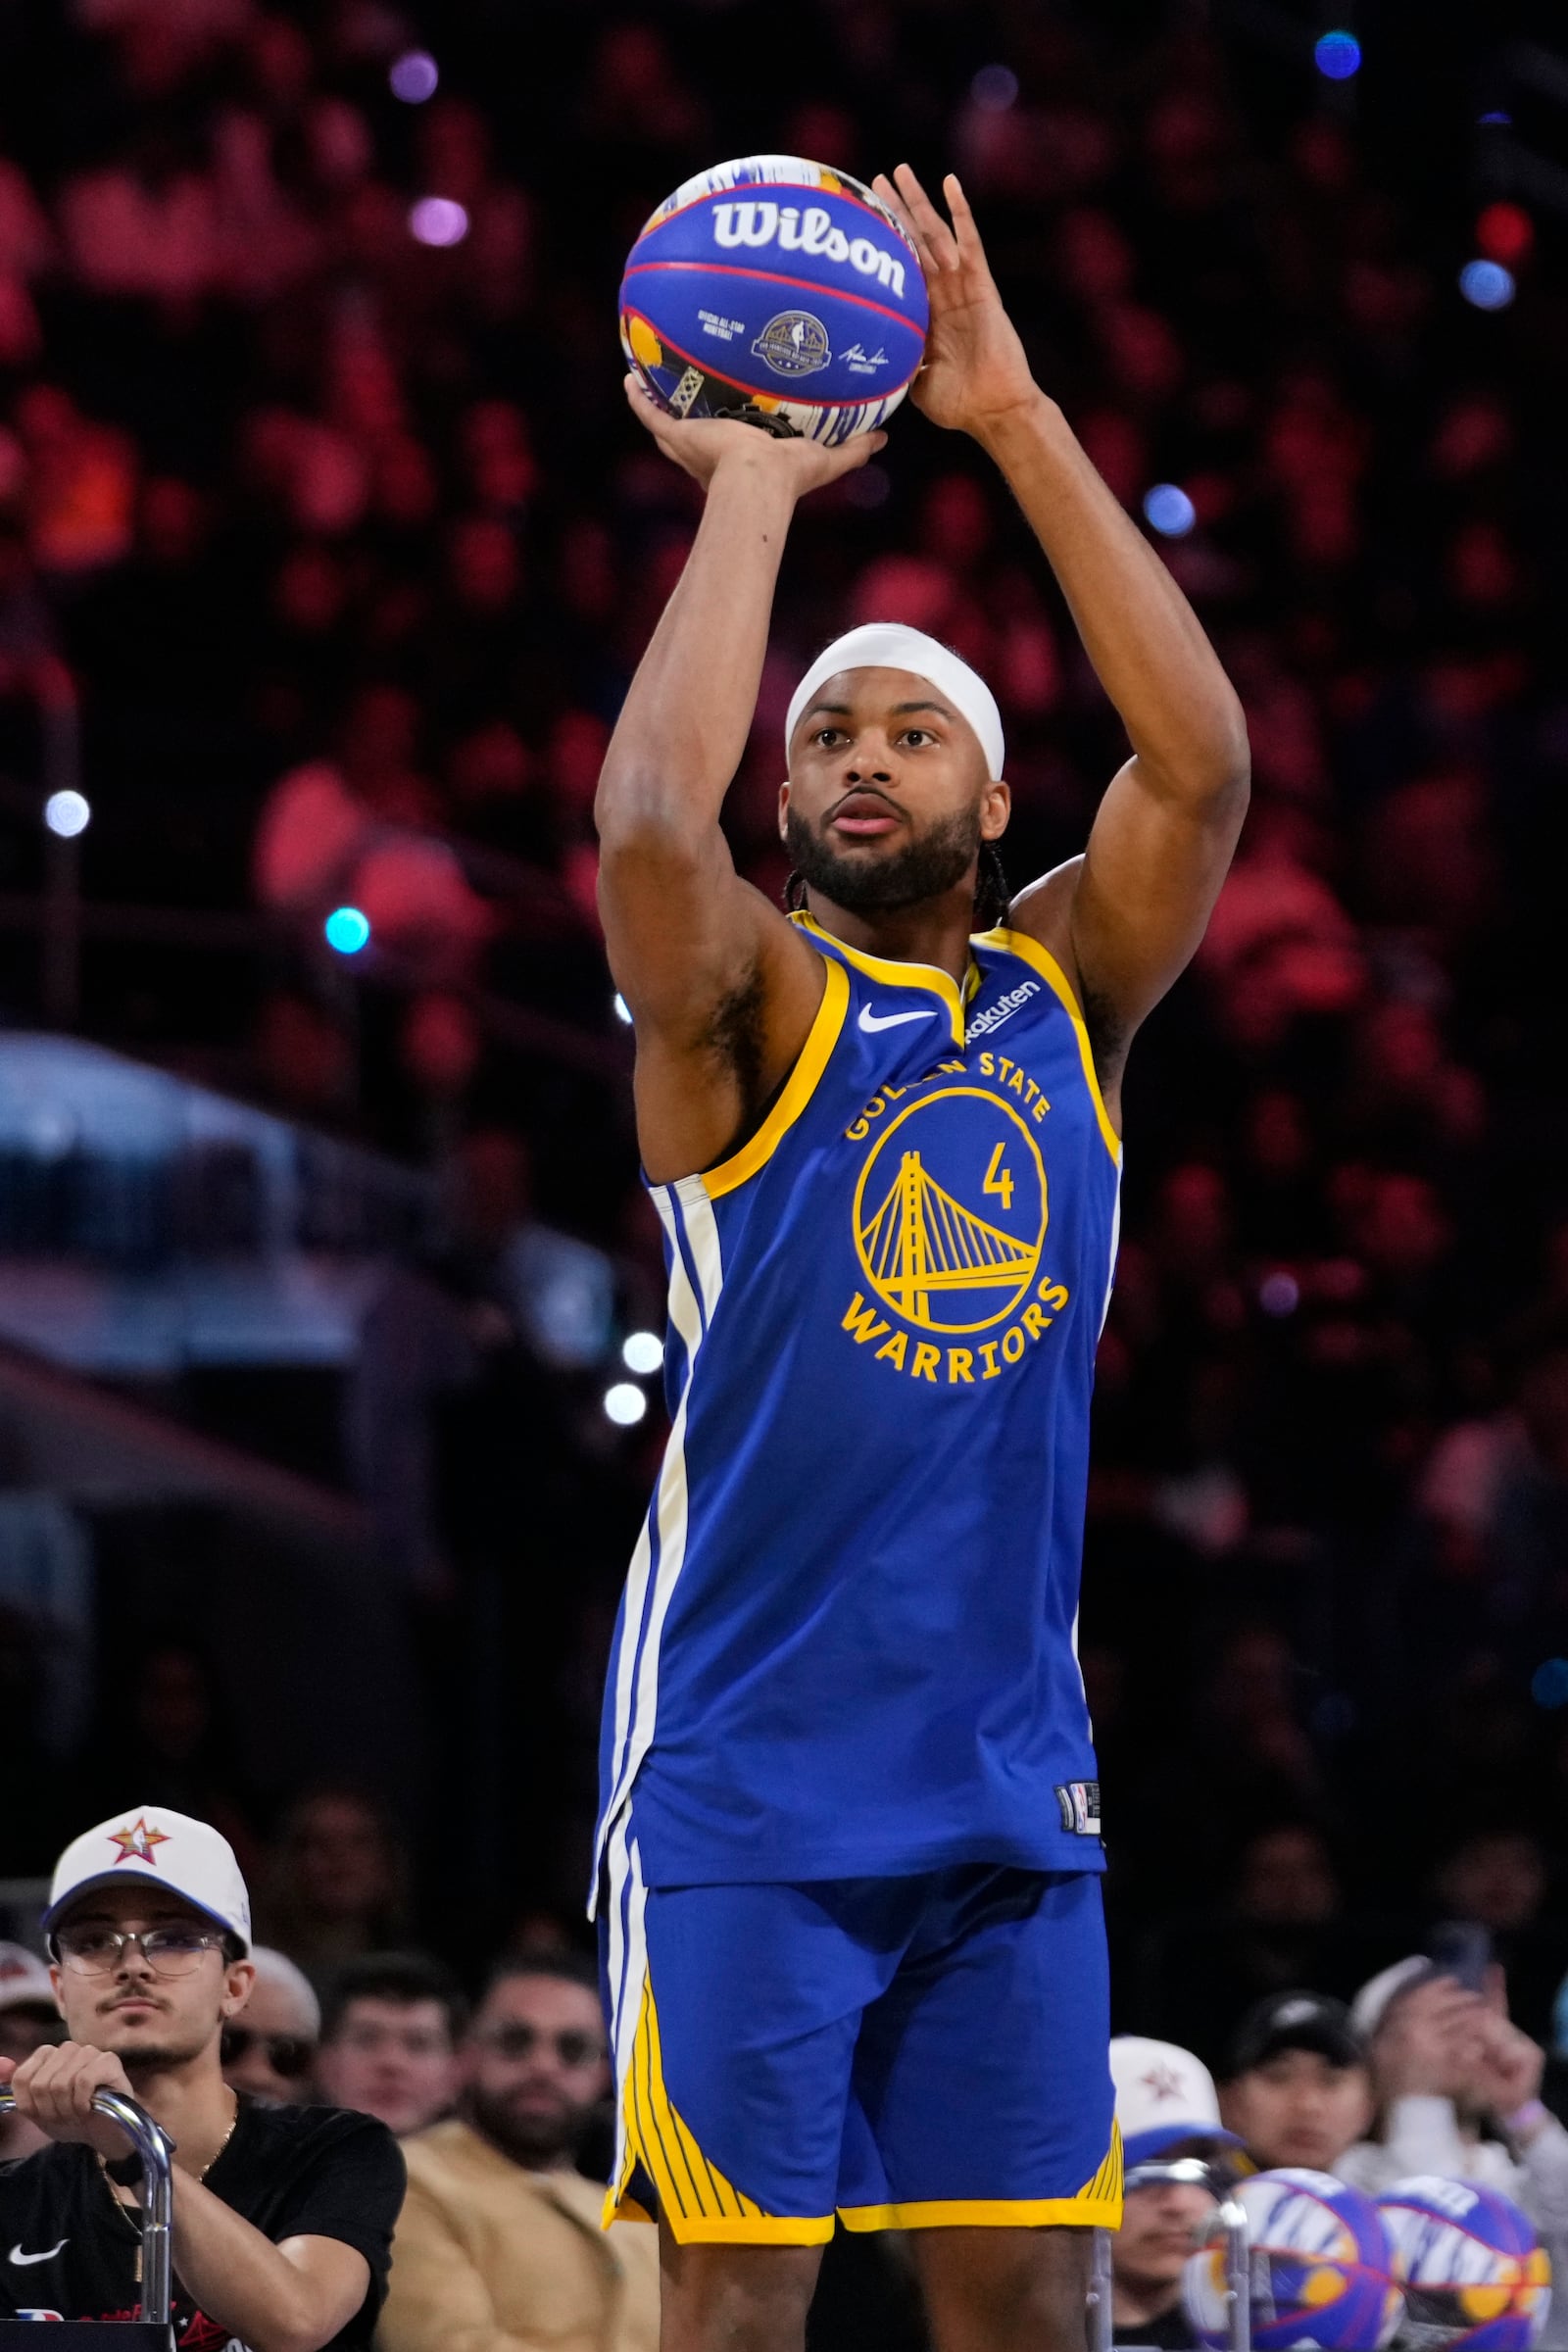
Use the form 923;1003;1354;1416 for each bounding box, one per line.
853;1088;1047;1334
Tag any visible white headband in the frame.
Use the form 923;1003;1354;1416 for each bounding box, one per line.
784;623;1005;784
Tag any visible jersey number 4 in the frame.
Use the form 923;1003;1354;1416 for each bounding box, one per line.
983;1143;1014;1213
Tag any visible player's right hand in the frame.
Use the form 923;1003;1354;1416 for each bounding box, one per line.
623;374;886;497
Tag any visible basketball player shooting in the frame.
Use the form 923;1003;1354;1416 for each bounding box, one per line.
593;166;1250;2352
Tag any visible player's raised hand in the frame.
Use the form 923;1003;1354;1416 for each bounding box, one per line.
623;375;886;497
872;167;1039;440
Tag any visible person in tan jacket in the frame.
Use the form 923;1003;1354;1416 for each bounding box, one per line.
377;1957;658;2352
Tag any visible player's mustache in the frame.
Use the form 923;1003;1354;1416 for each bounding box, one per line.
825;784;903;821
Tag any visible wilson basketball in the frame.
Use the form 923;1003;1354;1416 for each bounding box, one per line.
1184;2171;1403;2351
619;155;928;445
1379;2179;1551;2348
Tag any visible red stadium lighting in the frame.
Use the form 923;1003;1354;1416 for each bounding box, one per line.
1476;202;1533;267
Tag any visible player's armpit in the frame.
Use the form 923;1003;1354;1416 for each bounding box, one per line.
598;825;826;1185
1066;751;1248;1037
1010;751;1246;1062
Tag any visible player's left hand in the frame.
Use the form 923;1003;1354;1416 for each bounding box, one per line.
872;166;1040;440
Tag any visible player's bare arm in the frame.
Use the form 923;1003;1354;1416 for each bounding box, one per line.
876;165;1250;1121
594;384;885;1183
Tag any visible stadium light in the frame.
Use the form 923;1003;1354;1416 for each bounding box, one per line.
1459;259;1515;311
1314;30;1361;79
1531;1659;1568;1708
44;790;90;838
1143;483;1197;538
604;1382;648;1427
324;905;371;955
409;197;469;248
622;1330;663;1376
389;50;439;103
1476;202;1532;267
1258;1272;1300;1317
970;66;1019;113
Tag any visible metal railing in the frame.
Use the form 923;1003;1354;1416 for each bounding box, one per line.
1089;2157;1250;2352
0;2083;173;2332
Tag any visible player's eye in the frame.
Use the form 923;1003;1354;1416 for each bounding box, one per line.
900;729;934;747
813;727;847;748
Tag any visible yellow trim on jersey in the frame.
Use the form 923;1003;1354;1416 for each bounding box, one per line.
975;927;1122;1166
702;956;850;1201
606;1971;835;2244
839;2126;1124;2233
790;910;967;1046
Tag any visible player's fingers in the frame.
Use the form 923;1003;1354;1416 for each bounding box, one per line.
944;174;997;281
892;164;961;270
816;429;888;483
872;174;941;291
624;375;687;455
870;172;929;257
623;372;662;427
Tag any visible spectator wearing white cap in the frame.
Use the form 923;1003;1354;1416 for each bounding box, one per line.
0;1943;62;2159
0;1804;405;2347
1335;1956;1568;2349
1109;2036;1241;2348
222;1945;322;2107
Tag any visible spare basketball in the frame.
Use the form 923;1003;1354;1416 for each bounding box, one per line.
1184;2170;1403;2351
619;155;928;445
1379;2179;1551;2348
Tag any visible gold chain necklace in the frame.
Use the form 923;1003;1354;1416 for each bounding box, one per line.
96;2094;239;2285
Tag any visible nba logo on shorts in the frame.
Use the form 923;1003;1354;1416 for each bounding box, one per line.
751;313;831;377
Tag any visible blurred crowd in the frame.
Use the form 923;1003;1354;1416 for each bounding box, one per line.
8;1828;1568;2350
1;0;1568;2074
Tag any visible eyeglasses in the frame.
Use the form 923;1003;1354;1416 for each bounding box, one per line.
220;2026;318;2081
475;2024;605;2067
52;1925;225;1977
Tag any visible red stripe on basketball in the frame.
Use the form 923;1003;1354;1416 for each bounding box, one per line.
621;310;900;413
621;260;922;341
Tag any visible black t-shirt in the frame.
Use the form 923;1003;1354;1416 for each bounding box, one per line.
1113;2305;1199;2349
0;2099;405;2348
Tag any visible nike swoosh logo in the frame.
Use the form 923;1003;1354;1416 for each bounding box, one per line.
10;2242;68;2265
858;1004;938;1033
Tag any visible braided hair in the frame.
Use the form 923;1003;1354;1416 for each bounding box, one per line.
785;839;1011;931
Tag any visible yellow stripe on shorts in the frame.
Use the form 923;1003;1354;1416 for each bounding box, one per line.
606;1971;835;2244
839;2121;1124;2233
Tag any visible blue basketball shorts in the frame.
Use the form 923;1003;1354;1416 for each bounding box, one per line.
598;1855;1121;2244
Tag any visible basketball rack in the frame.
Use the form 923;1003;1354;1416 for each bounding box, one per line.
0;2085;174;2345
1088;2157;1251;2352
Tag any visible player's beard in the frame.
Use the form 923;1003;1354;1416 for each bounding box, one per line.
784;803;980;913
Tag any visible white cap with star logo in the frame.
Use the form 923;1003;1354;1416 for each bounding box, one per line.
42;1806;251;1952
1110;2034;1242;2168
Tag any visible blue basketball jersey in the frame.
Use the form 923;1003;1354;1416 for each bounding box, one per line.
593;916;1122;1899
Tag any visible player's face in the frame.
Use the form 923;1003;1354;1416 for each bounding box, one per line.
780;666;1009;915
1220;2048;1374;2173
